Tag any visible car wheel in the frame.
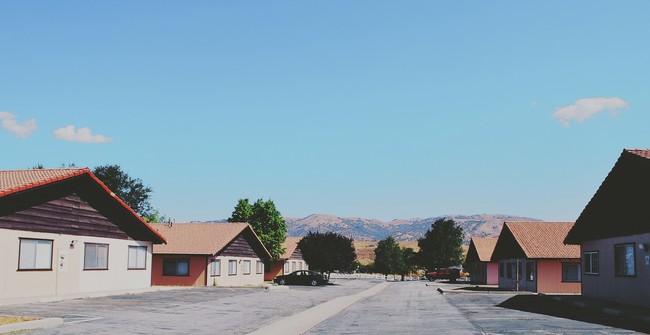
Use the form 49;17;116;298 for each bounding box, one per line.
278;279;286;285
310;279;319;286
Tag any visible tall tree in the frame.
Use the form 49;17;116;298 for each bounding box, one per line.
92;164;154;219
227;198;254;223
399;247;417;281
298;231;356;277
417;218;464;270
229;198;287;260
373;236;404;279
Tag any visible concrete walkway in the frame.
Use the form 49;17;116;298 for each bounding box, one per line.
248;281;390;335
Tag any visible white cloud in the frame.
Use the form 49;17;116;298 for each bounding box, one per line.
0;111;37;138
552;97;629;128
53;125;113;143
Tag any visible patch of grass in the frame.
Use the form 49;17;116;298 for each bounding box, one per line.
0;316;40;325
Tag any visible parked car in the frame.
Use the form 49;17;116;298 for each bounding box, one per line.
274;270;329;286
425;268;460;282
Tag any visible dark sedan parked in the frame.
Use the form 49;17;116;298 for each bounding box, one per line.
274;270;329;286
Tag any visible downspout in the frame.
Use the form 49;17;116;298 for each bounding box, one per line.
515;260;519;292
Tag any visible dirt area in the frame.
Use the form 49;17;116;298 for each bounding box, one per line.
0;315;40;325
354;241;419;265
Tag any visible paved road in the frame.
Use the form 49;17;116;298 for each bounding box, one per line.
309;281;645;334
1;279;648;334
1;280;380;334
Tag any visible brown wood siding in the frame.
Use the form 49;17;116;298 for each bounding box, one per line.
220;232;267;259
289;248;304;260
0;194;130;240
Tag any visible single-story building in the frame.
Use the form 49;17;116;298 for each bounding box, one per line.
491;221;581;294
565;149;650;308
465;237;498;285
0;168;166;300
264;236;308;281
152;222;271;287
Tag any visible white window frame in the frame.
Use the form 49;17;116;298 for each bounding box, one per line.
228;260;237;275
84;243;109;270
128;246;147;270
256;261;263;274
243;260;251;275
584;251;599;275
18;238;53;270
284;261;290;274
210;259;221;276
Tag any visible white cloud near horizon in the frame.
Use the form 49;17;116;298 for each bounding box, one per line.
53;125;113;143
0;112;37;138
552;97;629;127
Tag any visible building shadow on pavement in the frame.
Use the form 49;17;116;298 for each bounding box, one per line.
498;295;650;334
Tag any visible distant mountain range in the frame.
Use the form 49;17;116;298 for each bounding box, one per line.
204;213;540;243
284;214;540;243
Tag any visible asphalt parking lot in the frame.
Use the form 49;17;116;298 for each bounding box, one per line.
2;279;650;334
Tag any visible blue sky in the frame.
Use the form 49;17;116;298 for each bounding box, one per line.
2;2;648;223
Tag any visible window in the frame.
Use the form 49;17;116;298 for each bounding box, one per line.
526;261;534;281
584;251;599;275
615;243;635;276
84;243;109;270
256;261;263;274
562;263;581;282
229;260;237;275
499;262;504;277
18;238;53;270
284;261;290;274
163;258;189;276
292;261;297;272
299;262;303;270
210;259;221;276
506;263;513;279
243;260;251;275
128;246;147;269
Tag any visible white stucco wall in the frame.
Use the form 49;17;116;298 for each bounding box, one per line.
0;228;153;299
206;256;265;287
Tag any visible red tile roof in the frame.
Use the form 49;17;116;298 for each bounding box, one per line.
152;222;270;258
493;222;579;260
626;149;650;160
0;168;166;244
469;237;498;262
281;236;302;259
0;168;88;196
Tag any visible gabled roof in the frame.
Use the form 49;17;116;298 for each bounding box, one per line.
152;222;271;259
0;168;166;244
565;149;650;244
281;236;302;259
491;222;579;261
465;237;497;263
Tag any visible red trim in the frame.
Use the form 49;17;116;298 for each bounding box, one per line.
85;171;167;244
0;168;167;244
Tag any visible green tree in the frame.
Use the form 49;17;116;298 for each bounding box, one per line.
417;218;464;270
227;198;254;223
398;247;417;281
92;164;154;219
228;198;287;260
373;236;404;279
298;231;357;278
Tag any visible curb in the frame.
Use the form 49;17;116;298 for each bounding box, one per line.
0;317;63;334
